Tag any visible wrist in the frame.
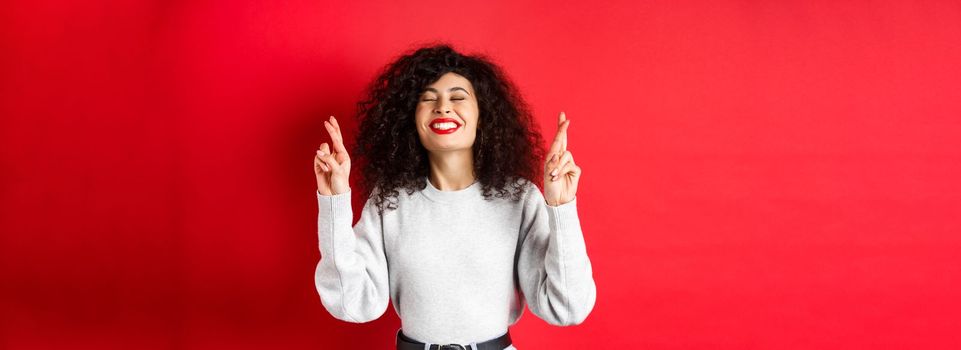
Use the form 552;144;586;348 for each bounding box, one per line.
317;186;350;196
546;196;574;207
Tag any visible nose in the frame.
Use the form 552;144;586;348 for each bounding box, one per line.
432;100;452;114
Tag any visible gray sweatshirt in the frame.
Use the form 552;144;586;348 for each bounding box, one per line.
314;176;596;344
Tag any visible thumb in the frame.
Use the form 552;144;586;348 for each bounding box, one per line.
318;152;342;172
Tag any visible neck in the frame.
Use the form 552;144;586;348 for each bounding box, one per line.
427;148;475;191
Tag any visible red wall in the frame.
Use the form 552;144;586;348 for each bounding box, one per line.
2;0;960;348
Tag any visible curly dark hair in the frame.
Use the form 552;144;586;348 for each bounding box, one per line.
351;43;546;214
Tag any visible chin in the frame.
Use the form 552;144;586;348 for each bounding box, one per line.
425;141;473;152
428;145;466;153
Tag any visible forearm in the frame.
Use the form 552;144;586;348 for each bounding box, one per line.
520;197;597;326
315;190;390;323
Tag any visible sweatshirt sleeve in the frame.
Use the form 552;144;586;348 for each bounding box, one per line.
314;189;390;323
517;183;597;326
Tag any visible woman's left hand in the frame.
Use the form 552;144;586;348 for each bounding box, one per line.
544;112;581;206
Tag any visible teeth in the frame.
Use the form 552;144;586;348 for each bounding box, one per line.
431;121;458;130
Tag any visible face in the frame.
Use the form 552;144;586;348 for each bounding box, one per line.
414;72;479;154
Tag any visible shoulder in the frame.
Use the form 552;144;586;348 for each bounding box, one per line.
360;183;423;216
511;176;538;191
511;177;543;207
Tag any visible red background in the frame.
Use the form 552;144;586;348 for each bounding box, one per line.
2;0;960;348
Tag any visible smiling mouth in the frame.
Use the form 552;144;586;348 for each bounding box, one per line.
429;118;461;134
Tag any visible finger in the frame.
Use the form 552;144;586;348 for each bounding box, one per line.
559;116;569;153
561;123;568;153
328;116;342;138
549;150;573;177
327;117;349;155
552;158;578;182
318;143;334;169
330;115;342;133
563;163;582;180
545;153;557;173
316;143;331;171
315;153;329;172
548;123;568;158
548;135;562;158
550;122;570;156
547;151;566;170
323;121;346;155
318;152;341;172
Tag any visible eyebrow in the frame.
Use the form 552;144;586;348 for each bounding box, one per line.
423;87;471;95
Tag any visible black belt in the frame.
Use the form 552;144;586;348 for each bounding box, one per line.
396;329;512;350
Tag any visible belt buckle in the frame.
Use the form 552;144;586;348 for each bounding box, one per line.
438;344;466;350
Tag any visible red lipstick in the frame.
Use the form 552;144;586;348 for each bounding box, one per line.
428;118;461;134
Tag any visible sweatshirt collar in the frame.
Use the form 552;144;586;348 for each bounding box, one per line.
419;175;481;203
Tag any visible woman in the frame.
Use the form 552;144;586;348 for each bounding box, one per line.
313;44;596;350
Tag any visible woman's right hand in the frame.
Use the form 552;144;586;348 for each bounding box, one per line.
315;115;351;195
